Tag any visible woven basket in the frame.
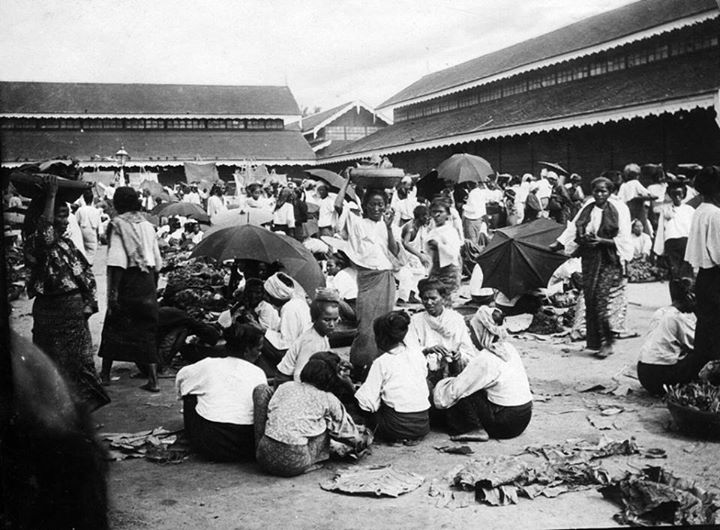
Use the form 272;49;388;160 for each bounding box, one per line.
667;400;720;438
349;167;405;188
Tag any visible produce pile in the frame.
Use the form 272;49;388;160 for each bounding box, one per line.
160;257;229;322
160;245;193;272
665;382;720;413
526;307;565;335
626;257;664;283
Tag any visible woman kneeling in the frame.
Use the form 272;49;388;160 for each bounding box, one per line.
254;357;362;477
355;311;430;443
433;307;533;440
175;324;267;461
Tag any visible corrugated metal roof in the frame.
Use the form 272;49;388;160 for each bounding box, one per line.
328;51;720;158
380;0;718;108
0;129;315;164
0;82;301;116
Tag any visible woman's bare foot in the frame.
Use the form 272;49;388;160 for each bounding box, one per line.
140;382;160;393
100;375;111;386
596;344;614;358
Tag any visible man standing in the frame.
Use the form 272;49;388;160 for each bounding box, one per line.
461;182;488;244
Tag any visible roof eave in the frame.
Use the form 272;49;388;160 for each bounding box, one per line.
378;10;718;114
324;92;718;163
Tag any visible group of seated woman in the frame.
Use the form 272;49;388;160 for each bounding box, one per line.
175;278;534;476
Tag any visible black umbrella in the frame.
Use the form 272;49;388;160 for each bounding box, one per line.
305;168;358;202
538;161;568;176
415;169;446;201
476;218;569;298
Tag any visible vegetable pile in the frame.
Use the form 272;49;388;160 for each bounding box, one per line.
160;257;229;321
664;382;720;413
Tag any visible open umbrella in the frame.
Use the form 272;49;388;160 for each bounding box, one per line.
204;208;274;236
191;225;325;297
415;169;446;200
475;218;569;298
151;202;210;223
538;161;568;176
437;153;494;184
305;168;358;201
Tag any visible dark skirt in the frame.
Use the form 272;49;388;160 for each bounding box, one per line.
182;396;255;462
32;293;110;411
99;268;160;364
367;404;429;442
256;433;330;477
694;266;720;364
444;390;532;439
581;248;622;350
350;269;396;369
637;358;705;397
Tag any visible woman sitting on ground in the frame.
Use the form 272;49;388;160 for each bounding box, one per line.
175;323;267;461
408;279;475;379
432;306;533;440
253;357;363;477
636;278;703;396
355;311;430;443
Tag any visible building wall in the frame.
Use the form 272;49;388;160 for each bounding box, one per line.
321;108;720;189
315;107;387;142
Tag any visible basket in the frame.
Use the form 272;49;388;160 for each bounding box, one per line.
667;400;720;438
349;167;405;189
9;171;92;203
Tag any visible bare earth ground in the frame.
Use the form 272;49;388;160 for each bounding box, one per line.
9;251;720;529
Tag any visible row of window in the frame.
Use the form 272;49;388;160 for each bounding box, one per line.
322;126;383;141
395;29;719;122
0;117;285;130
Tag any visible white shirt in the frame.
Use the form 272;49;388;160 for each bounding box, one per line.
327;267;358;300
535;179;552;201
317;195;336;228
106;220;162;270
556;197;634;263
66;212;86;259
462;187;488;220
433;343;532;408
272;203;295;227
631;233;652;258
277;326;330;380
426;223;462;268
338;208;398;271
653;203;694;255
75;205;101;231
264;298;312;350
256;300;281;331
105;186;116;200
638;306;695;366
647;183;667;203
391;193;418;224
355;342;430;413
408;309;475;363
183;191;201;205
176;357;267;425
617;180;651;203
685;203;720;269
207;195;227;219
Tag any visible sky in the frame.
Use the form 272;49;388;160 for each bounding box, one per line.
0;0;638;113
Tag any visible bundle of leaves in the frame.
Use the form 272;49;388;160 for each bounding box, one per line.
665;382;720;413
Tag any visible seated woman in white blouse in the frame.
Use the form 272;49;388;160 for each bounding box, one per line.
432;306;533;440
355;311;430;443
175;323;267;461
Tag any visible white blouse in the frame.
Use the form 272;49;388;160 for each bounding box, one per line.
685;202;720;269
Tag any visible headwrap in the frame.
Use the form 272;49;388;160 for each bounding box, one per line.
469;306;509;360
263;272;295;301
315;287;340;303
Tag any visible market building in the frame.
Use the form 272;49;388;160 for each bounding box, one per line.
317;0;720;180
300;101;391;159
0;82;316;180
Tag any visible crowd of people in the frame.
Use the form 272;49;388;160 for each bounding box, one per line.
12;160;720;477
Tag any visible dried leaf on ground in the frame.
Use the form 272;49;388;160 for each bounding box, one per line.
434;445;474;455
600;466;720;526
587;414;618;430
320;465;424;498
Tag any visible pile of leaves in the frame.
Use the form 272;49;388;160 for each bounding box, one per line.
161;257;229;321
102;427;191;464
626;258;663;283
600;466;720;526
160;245;193;272
526;307;564;335
433;438;664;508
321;464;424;498
665;382;720;413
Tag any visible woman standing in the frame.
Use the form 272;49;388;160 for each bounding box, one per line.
552;177;633;358
25;176;109;411
684;166;720;367
272;188;295;236
426;197;463;301
355;311;430;443
334;173;402;370
99;187;163;392
654;184;694;280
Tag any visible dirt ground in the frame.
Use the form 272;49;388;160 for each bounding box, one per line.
9;251;720;529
